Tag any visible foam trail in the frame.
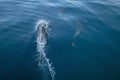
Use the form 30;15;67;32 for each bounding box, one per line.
35;20;55;80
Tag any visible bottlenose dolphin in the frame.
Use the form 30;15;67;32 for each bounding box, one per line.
71;23;81;47
35;20;48;40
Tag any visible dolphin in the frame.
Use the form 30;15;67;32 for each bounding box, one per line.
71;23;81;47
35;20;48;40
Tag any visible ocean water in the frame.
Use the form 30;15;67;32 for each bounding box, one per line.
0;0;120;80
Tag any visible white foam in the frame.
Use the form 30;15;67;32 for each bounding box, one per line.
35;19;55;80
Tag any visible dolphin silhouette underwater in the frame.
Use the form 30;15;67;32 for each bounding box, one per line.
71;23;81;47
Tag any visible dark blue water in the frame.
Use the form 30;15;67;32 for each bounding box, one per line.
0;0;120;80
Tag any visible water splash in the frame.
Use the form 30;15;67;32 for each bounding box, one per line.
35;20;55;80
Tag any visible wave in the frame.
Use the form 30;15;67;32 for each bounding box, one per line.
35;20;55;80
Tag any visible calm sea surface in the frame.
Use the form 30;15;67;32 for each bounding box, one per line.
0;0;120;80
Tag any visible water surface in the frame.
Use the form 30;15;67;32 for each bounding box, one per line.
0;0;120;80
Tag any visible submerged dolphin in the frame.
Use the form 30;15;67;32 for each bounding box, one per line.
71;23;81;47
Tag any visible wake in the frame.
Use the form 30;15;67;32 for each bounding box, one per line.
35;20;55;80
